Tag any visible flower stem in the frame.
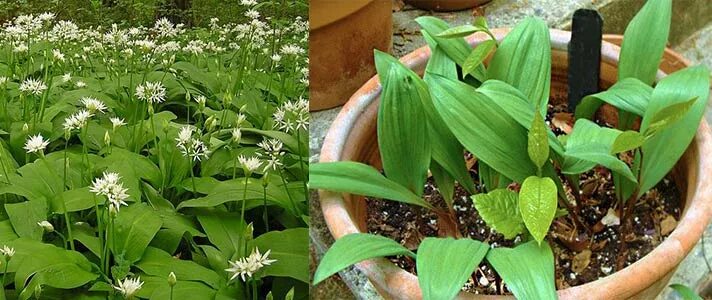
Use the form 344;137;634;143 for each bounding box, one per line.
262;184;269;232
279;169;298;216
240;176;249;255
61;142;75;250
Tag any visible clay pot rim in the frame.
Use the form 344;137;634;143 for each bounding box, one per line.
309;0;374;30
318;28;712;299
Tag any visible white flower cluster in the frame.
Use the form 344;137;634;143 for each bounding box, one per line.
113;277;143;298
238;155;261;173
24;134;49;154
135;81;166;104
273;97;309;133
63;109;93;132
18;78;47;96
90;172;130;213
176;126;211;162
225;248;276;282
257;138;284;172
0;245;15;257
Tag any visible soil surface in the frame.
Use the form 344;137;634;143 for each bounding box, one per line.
365;102;682;295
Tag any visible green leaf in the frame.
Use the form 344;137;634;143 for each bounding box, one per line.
416;238;489;300
309;162;432;209
462;40;497;77
566;144;637;183
435;24;487;38
374;50;431;196
423;45;475;194
486;241;557;299
250;228;308;283
669;284;703;300
519;176;557;244
643;97;697;137
528;110;549;169
415;17;472;66
428;74;536;183
487;17;551;115
112;203;163;263
136;247;224;289
472;189;524;238
639;65;710;194
177;177;289;211
611;131;645;154
618;0;672;85
197;214;246;260
313;233;414;285
575;78;652;120
430;161;455;208
5;200;47;241
50;187;96;213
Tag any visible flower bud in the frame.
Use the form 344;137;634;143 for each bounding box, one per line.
168;272;177;287
37;221;54;233
104;131;111;146
22;123;29;133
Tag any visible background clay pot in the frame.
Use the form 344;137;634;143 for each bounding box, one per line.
309;0;392;111
404;0;491;12
318;29;712;299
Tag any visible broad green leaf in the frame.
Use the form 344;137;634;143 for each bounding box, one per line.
423;45;475;194
50;187;96;213
611;131;645;154
428;74;536;183
177;177;288;211
643;97;697;137
374;50;431;196
71;223;101;258
472;189;524;238
487;17;551;115
136;276;217;300
486;241;557;299
528;111;549;169
435;24;488;38
313;233;415;285
5;200;47;241
0;220;19;242
136;247;224;289
112;203;163;263
197;214;246;260
6;238;98;290
519;176;557;244
639;65;710;194
462;40;497;77
669;284;703;300
309;162;432;209
415;17;471;65
575;78;652;120
566;144;637;183
618;0;672;85
250;228;308;283
416;238;489;300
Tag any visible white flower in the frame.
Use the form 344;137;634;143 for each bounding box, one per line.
273;98;308;133
180;138;211;162
225;247;276;282
280;44;304;56
13;43;28;53
245;9;260;19
52;49;65;62
37;221;54;232
90;172;130;213
135;81;166;104
75;81;86;88
113;277;143;298
0;77;7;85
38;12;55;22
80;97;107;114
24;134;49;154
175;126;194;148
238;155;261;173
63;109;93;131
231;128;242;143
61;73;71;83
194;95;207;106
19;78;47;96
270;54;281;62
0;245;15;258
241;0;257;5
110;117;126;130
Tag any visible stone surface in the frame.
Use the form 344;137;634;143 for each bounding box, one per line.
310;1;712;299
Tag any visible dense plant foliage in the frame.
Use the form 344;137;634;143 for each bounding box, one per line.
311;0;710;298
0;0;309;299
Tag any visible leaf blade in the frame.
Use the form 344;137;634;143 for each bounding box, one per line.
417;238;489;300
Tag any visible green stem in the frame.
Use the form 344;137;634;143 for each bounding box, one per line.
296;130;308;201
240;176;249;255
279;169;298;216
61;142;75;250
149;111;165;195
263;184;268;232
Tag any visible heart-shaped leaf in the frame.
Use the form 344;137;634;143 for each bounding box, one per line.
416;238;489;300
518;176;557;244
472;189;524;238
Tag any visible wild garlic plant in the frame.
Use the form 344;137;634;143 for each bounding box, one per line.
0;0;308;298
311;0;709;299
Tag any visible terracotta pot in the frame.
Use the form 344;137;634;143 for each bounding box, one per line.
404;0;491;12
318;28;712;299
308;0;392;112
